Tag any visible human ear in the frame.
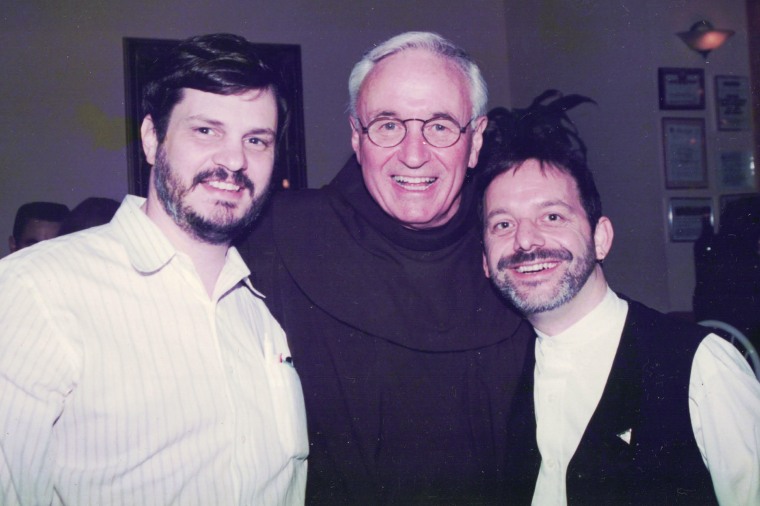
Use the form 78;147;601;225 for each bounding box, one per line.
468;116;488;168
349;117;362;164
140;115;159;165
593;216;614;261
482;252;491;279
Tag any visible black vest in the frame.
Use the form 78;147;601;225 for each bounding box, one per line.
505;298;718;505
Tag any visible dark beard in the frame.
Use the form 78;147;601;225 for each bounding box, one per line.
492;243;596;315
153;147;271;245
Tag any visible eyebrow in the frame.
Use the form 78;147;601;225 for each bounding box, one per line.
367;111;459;122
485;207;511;221
244;128;276;137
485;200;574;221
185;115;276;137
538;200;573;211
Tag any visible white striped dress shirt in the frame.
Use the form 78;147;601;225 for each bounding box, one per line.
0;195;308;505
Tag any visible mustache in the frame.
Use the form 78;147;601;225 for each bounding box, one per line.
496;248;573;271
191;167;255;192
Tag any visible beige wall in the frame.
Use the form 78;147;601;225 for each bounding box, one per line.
0;0;753;313
0;0;513;253
503;0;751;312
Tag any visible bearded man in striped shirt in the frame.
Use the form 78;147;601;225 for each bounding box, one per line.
0;33;307;505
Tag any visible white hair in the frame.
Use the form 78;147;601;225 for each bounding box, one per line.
348;31;488;119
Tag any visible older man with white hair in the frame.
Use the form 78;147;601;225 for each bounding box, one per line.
239;32;532;505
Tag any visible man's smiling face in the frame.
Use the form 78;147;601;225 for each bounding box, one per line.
142;88;277;244
351;49;486;230
482;159;600;316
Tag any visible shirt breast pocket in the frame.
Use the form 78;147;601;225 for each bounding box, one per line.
266;358;309;459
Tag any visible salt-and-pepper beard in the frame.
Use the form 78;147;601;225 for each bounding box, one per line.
153;146;271;245
492;241;597;316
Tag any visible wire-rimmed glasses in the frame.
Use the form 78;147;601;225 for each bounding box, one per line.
356;116;473;148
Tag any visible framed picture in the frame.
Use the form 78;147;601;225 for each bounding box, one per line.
658;67;705;110
662;118;707;189
715;75;751;131
718;150;755;190
668;197;713;242
123;37;307;197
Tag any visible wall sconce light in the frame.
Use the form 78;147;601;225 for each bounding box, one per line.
677;20;735;59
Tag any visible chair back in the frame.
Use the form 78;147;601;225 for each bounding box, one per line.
699;319;760;381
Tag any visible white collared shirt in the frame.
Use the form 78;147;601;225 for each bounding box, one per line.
532;288;760;505
0;195;308;505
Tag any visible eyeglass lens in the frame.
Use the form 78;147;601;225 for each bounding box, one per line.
366;118;464;148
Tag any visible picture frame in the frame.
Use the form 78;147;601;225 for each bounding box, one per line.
658;67;705;110
662;117;708;189
715;75;751;131
717;150;755;190
668;197;713;242
123;37;307;197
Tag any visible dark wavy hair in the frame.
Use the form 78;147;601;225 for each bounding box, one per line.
478;90;600;230
141;33;288;143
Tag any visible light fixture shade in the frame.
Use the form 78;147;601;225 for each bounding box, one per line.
677;20;735;59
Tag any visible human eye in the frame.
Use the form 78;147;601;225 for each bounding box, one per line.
372;118;401;132
426;119;456;133
190;123;224;141
489;220;513;235
367;118;404;146
543;212;565;225
423;118;459;146
245;134;274;151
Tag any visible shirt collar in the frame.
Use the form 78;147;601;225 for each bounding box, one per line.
111;196;176;274
535;286;628;348
111;195;261;297
220;245;262;298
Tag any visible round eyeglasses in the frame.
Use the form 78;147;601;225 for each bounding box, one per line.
357;116;473;148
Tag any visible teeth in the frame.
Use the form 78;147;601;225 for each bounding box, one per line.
516;262;557;273
208;180;240;191
393;176;436;190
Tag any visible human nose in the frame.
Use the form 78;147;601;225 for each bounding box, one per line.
212;138;247;172
397;123;430;168
514;220;545;252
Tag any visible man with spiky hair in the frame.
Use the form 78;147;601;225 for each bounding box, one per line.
480;92;760;505
0;34;306;505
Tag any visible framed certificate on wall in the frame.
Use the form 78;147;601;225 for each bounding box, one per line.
668;198;713;242
715;75;751;131
718;150;755;190
658;68;705;110
662;118;707;189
